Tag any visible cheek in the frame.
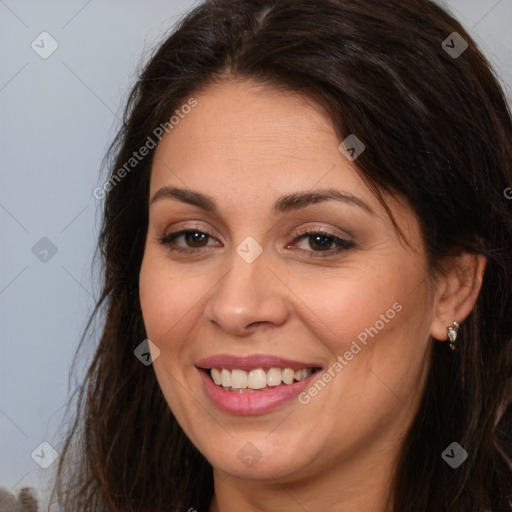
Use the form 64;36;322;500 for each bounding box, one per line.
294;259;432;408
290;264;408;354
139;253;206;346
138;252;209;429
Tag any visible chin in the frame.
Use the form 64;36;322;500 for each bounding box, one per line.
199;432;320;482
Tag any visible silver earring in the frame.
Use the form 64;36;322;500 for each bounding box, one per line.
447;321;460;350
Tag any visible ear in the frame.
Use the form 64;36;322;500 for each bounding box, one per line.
429;252;487;341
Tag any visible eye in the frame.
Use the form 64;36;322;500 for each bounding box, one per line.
159;229;220;253
291;229;354;256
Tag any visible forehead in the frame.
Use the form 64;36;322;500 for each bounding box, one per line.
150;79;370;202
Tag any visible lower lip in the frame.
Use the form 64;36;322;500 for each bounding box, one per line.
198;369;318;415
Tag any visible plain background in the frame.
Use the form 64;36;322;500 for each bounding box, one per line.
1;0;511;508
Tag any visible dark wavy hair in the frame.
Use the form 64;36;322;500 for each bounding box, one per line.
53;0;512;510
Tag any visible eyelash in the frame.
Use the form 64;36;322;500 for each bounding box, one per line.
158;228;354;258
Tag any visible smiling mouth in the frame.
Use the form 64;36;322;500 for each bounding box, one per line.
206;367;322;393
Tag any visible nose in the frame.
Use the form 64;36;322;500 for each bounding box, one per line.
204;247;289;336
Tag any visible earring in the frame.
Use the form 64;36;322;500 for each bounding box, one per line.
447;321;460;350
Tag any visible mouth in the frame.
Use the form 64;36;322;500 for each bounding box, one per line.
195;354;323;414
205;366;322;393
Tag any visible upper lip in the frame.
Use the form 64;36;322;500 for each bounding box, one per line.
196;354;322;371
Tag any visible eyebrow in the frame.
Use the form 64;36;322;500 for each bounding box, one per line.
150;186;375;215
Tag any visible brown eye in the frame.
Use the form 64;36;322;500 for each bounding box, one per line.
183;231;209;247
293;230;354;256
308;234;335;251
159;229;219;252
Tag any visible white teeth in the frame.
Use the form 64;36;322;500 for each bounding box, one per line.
282;368;295;385
294;369;308;381
209;367;314;391
231;369;248;389
266;368;282;387
211;368;221;385
220;368;231;388
248;369;267;389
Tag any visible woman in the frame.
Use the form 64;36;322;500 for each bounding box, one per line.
54;0;512;510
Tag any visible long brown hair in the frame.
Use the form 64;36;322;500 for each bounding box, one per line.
53;0;512;510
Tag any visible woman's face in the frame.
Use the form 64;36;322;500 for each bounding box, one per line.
139;79;437;483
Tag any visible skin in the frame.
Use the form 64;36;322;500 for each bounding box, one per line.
139;79;485;512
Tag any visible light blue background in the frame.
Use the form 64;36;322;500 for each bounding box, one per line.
1;0;511;509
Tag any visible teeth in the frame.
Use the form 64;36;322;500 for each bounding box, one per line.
209;367;314;391
266;368;282;387
294;369;308;381
248;369;267;389
211;368;221;385
231;369;247;389
282;368;295;385
221;368;231;388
